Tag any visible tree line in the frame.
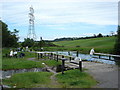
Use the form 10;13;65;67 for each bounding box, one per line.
1;20;19;47
53;33;115;42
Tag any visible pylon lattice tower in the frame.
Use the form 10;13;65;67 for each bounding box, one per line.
27;6;36;40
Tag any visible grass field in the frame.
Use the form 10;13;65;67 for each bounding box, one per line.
53;36;116;54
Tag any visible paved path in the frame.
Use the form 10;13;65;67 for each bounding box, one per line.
82;62;118;88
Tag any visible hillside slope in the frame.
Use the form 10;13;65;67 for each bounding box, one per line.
53;36;116;53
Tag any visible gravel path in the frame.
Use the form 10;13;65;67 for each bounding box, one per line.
82;62;119;88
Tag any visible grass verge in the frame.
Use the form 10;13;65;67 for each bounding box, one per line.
3;72;53;88
56;69;97;88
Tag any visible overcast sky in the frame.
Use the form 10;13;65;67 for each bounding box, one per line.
0;0;119;41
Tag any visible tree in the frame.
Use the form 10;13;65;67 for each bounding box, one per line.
114;25;120;55
110;31;114;36
21;38;34;48
93;34;97;38
97;33;103;37
1;20;19;47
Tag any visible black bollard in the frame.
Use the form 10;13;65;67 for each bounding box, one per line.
38;53;39;59
50;53;53;60
68;51;70;55
48;53;50;59
1;85;3;90
62;60;65;74
35;53;37;58
54;54;56;60
57;55;59;62
69;56;72;62
79;60;82;72
45;53;46;59
40;53;43;58
61;58;67;74
99;55;101;59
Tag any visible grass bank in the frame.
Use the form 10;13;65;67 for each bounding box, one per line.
3;72;53;88
52;36;116;54
56;69;97;88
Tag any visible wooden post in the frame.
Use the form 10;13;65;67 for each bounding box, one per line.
79;60;82;72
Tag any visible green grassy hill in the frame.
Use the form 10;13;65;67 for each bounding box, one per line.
53;36;116;54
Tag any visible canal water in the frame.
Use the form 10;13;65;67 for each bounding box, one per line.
53;51;116;65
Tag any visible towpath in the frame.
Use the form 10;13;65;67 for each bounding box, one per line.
82;61;119;88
